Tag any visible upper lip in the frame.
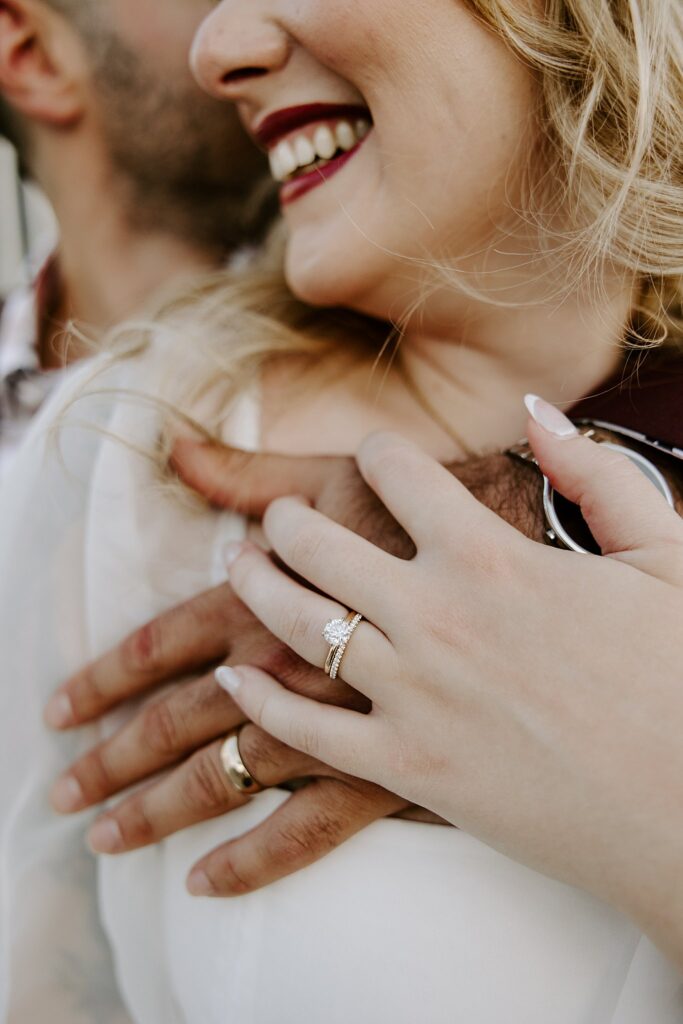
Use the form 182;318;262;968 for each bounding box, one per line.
253;102;371;149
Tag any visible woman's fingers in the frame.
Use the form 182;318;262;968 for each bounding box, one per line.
50;672;245;813
526;395;683;578
44;581;236;728
262;495;403;626
216;666;380;778
187;776;405;897
227;542;396;699
356;431;509;549
85;725;322;854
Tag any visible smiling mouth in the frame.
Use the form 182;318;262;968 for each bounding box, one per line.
254;103;372;204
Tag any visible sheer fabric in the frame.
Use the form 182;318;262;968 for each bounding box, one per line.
1;351;681;1023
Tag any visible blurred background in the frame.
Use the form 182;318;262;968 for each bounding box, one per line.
0;137;57;296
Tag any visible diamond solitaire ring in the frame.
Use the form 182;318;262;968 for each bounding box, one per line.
323;611;363;680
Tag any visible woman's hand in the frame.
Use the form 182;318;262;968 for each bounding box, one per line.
218;396;683;965
42;434;545;895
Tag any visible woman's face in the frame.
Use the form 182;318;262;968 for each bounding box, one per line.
192;0;539;317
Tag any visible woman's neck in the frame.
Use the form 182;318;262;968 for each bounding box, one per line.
399;281;631;457
260;278;633;461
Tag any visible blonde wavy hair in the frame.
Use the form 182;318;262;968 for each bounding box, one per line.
101;0;683;439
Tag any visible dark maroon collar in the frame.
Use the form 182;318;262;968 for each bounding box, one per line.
569;348;683;450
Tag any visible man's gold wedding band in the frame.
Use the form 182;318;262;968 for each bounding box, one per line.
219;730;262;794
323;611;363;680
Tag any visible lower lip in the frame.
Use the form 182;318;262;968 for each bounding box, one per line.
279;139;367;206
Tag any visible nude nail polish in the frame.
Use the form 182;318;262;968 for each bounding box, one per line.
524;394;577;438
88;818;124;854
223;542;244;569
51;775;85;813
44;692;74;729
215;665;241;696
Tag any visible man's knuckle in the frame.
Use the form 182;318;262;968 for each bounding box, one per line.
69;667;105;717
258;644;307;689
270;824;318;862
116;799;156;846
121;620;165;676
241;727;290;778
72;748;115;801
275;812;345;863
142;700;183;757
183;751;232;811
207;857;253;896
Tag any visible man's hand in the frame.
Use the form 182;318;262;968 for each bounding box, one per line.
47;582;407;895
170;438;547;548
45;441;546;896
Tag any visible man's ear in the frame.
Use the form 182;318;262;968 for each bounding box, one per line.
0;0;88;127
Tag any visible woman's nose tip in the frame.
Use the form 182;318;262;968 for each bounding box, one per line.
190;13;290;100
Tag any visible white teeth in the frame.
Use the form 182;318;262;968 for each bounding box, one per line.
335;121;356;151
268;117;372;183
313;125;337;160
275;140;298;177
294;135;316;167
269;148;284;182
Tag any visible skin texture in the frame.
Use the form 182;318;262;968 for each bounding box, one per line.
46;446;542;894
217;415;683;970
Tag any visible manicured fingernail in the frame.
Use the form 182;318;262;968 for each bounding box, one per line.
187;869;214;896
44;692;75;729
51;775;85;813
215;665;242;697
87;818;124;854
224;541;244;569
524;394;577;438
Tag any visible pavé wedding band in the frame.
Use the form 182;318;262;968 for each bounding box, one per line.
323;611;363;680
219;729;262;794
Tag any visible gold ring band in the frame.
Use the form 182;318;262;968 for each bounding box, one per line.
323;611;363;681
219;730;261;794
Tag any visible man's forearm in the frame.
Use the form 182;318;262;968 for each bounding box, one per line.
447;454;547;542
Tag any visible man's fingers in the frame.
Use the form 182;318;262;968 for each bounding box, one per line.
187;777;406;897
45;582;237;728
49;672;245;813
85;725;322;854
526;400;683;576
171;439;351;516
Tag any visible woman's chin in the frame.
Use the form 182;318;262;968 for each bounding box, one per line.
284;237;382;312
285;248;354;308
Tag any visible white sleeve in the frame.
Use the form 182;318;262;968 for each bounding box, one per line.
0;362;134;1024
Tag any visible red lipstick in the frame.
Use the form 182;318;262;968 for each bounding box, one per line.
254;103;370;149
279;146;362;205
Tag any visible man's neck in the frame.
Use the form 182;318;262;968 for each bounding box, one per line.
38;162;222;370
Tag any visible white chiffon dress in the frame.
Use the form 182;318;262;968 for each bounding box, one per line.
1;349;682;1024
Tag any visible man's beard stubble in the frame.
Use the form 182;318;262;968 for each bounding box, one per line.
88;30;276;256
